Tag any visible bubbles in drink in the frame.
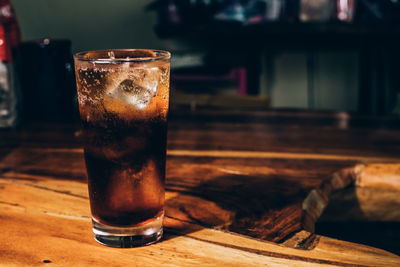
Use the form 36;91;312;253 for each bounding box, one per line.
106;157;164;214
137;157;164;209
108;166;143;212
159;65;170;88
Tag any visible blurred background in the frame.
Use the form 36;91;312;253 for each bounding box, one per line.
1;0;400;126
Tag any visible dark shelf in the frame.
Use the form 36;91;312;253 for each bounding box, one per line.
158;21;400;111
156;22;400;49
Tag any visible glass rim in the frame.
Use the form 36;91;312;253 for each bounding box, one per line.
74;49;171;63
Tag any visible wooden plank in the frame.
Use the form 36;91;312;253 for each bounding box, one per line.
5;146;400;162
0;110;399;265
167;150;400;163
0;146;353;243
1;146;399;246
0;175;398;266
2;109;400;157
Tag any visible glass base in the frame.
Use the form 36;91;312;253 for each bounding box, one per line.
92;214;163;248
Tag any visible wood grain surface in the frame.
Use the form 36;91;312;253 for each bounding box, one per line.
0;108;400;266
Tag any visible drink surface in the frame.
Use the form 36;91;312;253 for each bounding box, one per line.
75;52;169;227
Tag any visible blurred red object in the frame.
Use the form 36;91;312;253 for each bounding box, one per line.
0;0;20;127
0;0;21;59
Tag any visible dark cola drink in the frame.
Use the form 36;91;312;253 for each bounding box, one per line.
74;49;170;247
83;116;167;226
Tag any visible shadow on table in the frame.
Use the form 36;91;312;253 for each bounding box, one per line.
163;174;308;243
163;173;400;256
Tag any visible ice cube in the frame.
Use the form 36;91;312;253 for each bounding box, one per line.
107;67;160;110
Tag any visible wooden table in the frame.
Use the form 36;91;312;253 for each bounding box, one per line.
1;108;400;266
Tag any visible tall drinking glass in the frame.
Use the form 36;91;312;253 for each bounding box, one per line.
74;49;170;248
